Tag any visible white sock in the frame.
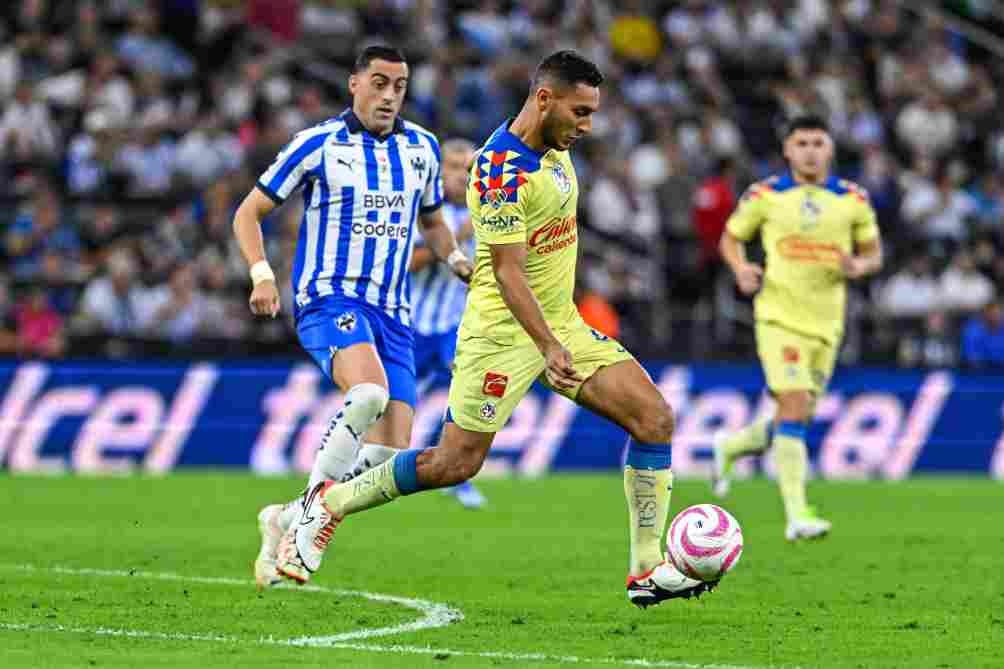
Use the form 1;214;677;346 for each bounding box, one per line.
277;443;398;532
347;443;399;480
307;383;389;489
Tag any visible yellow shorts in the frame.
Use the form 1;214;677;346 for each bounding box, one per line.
448;318;635;432
755;321;837;396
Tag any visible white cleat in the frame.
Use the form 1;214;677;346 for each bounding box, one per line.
276;480;341;584
785;514;832;542
254;504;285;589
710;431;731;499
626;561;716;609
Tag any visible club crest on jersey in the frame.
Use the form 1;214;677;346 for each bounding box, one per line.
479;401;497;423
335;312;357;333
482;372;509;398
783;346;800;363
551;163;572;194
411;155;427;177
484;188;510;209
800;197;822;229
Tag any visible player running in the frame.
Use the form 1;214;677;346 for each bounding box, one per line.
233;45;472;588
409;137;486;510
712;115;883;541
275;50;714;608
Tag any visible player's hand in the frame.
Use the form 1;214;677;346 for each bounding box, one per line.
249;280;280;318
839;253;867;279
542;341;584;391
451;258;474;284
733;262;763;295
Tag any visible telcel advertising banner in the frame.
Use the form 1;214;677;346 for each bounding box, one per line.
0;360;1002;478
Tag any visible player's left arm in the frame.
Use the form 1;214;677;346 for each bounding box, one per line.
840;188;883;280
410;214;474;273
413;134;473;281
416;209;473;281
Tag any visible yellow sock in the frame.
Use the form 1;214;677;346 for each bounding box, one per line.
323;456;401;517
624;466;673;576
719;419;772;471
772;422;809;520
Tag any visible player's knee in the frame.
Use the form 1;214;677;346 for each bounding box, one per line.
628;400;674;444
347;382;390;422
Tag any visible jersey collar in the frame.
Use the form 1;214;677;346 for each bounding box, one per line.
499;118;546;158
781;171;841;191
341;109;405;139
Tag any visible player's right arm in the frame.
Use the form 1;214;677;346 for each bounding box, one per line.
233;187;279;317
721;182;768;295
490;242;583;390
233;128;327;317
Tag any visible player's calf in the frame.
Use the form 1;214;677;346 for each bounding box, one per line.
307;383;389;489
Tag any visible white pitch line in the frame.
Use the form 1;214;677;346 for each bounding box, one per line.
0;565;792;669
0;623;789;669
1;564;462;642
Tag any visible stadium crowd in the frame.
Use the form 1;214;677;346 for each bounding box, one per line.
1;0;1003;367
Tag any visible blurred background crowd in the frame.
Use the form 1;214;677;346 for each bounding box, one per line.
1;0;1003;368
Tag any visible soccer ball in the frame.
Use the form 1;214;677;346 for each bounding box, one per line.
666;504;743;582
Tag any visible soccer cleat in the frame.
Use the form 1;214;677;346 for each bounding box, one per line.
448;481;486;510
710;431;731;499
254;504;285;589
785;509;832;542
626;560;717;609
275;480;341;584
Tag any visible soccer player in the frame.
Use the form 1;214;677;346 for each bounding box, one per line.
233;45;472;588
275;50;715;608
409;137;486;509
712;115;883;541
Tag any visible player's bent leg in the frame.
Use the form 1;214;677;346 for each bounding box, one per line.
307;342;391;489
574;360;712;606
275;423;493;583
772;390;831;541
269;344;392;584
712;418;774;499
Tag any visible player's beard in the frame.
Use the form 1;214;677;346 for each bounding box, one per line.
540;114;566;151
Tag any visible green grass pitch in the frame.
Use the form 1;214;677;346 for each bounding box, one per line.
1;473;1001;668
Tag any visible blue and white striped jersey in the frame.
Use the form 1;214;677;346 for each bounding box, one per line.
256;110;443;326
410;202;475;336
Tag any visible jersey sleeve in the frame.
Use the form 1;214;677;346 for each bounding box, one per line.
420;134;444;214
470;176;530;245
256;130;327;204
726;182;768;241
849;184;880;244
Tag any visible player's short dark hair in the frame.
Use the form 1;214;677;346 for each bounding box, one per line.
532;50;604;92
353;45;407;73
783;114;830;138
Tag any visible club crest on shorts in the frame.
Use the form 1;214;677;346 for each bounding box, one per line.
783;346;800;363
482;371;509;398
335;312;357;333
479;401;497;423
551;163;572;194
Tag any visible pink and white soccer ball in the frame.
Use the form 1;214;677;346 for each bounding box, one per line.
666;504;743;582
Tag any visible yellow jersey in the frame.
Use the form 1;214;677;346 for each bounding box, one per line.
726;172;879;345
460;121;580;343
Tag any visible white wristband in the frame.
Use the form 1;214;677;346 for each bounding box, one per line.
250;260;276;285
447;249;468;269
